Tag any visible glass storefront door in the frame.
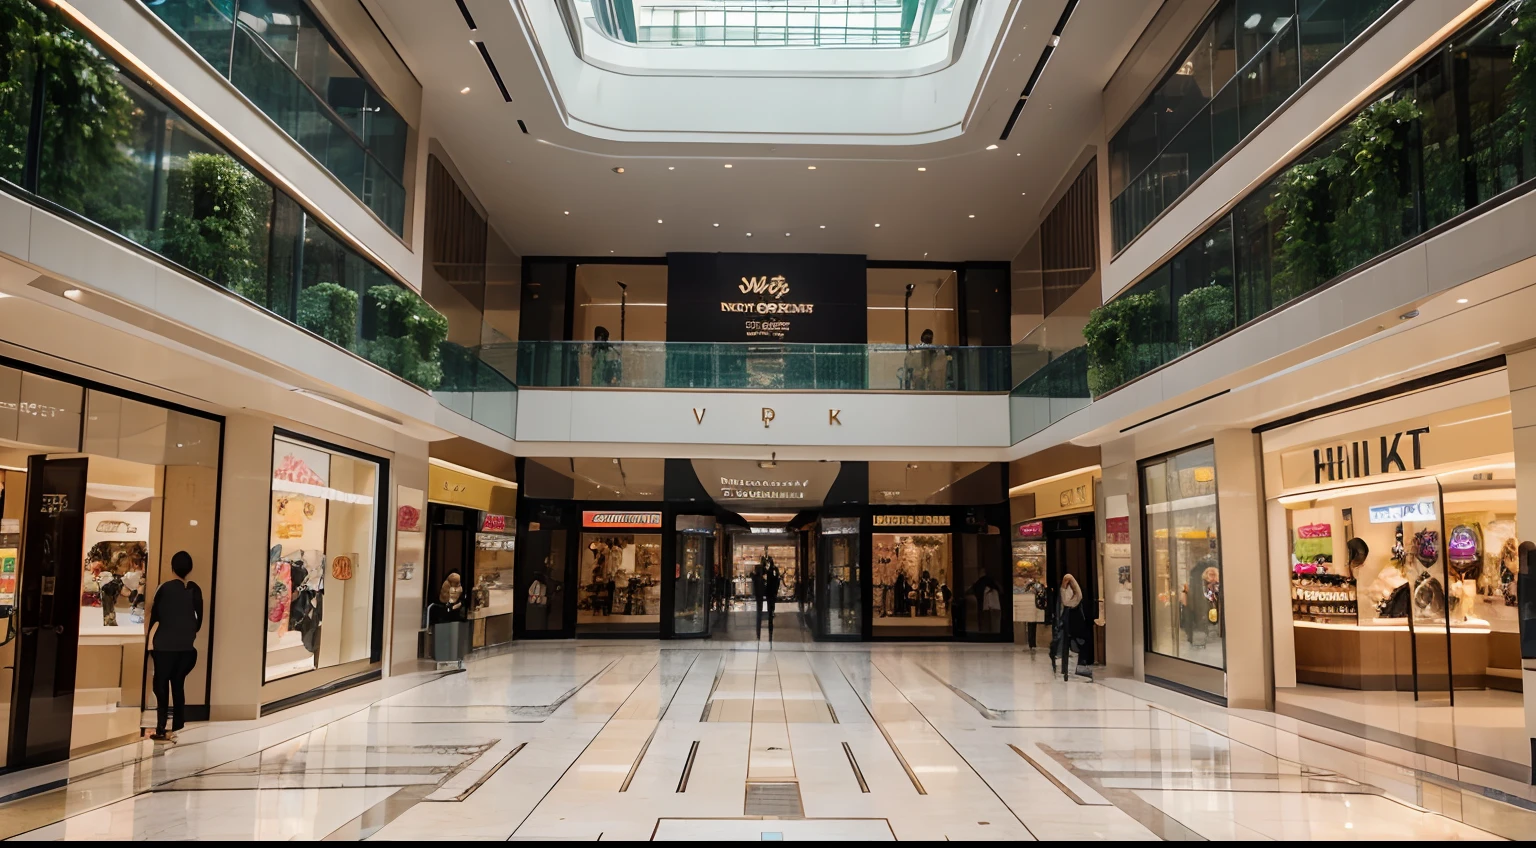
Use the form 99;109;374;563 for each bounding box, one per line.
815;517;861;638
672;515;716;637
515;507;572;639
954;528;1007;639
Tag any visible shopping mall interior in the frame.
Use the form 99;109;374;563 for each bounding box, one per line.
0;0;1534;840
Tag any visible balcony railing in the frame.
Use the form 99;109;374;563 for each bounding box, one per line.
0;1;444;390
508;341;1013;392
141;0;408;235
1090;0;1536;397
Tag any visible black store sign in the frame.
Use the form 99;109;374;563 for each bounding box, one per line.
666;252;867;343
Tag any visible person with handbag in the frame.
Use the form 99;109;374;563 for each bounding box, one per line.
1050;574;1090;680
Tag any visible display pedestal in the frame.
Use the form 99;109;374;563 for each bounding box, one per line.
1293;620;1491;690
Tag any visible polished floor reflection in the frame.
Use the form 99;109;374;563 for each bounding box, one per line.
0;635;1530;840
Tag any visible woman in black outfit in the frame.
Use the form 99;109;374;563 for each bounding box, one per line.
147;551;203;742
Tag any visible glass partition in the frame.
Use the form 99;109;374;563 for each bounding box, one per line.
815;518;861;638
1140;443;1224;668
1092;2;1536;395
673;515;716;637
263;434;381;682
0;1;444;390
509;341;1013;391
1108;0;1394;251
142;0;407;233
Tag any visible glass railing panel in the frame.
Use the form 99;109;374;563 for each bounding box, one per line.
1009;345;1089;444
505;341;1013;391
143;0;407;234
438;342;518;437
6;1;445;391
1087;2;1536;396
1107;0;1395;253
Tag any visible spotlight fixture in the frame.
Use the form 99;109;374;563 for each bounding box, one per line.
460;86;471;94
612;167;625;173
986;144;999;150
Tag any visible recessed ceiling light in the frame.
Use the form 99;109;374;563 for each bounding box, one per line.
917;167;927;172
1050;34;1060;47
63;288;82;300
668;166;675;170
807;165;817;170
712;223;720;227
1016;153;1022;157
657;219;663;223
563;210;569;215
819;225;825;229
723;164;733;168
746;232;753;237
612;167;625;173
874;223;881;228
460;86;471;94
1457;298;1469;304
1021;191;1027;195
968;214;975;218
986;144;999;150
785;232;791;237
924;252;928;257
610;250;615;253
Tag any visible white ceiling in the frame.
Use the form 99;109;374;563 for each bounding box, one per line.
367;0;1160;262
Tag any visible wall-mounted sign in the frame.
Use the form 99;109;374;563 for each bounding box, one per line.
667;253;867;345
873;514;950;528
1105;516;1130;545
583;511;662;529
1016;520;1044;539
821;517;859;535
330;554;355;581
396;504;422;533
1312;426;1430;485
1058;483;1090;510
481;513;511;533
1368;500;1438;524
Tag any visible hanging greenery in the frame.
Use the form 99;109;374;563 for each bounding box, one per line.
1176;284;1234;352
1494;1;1536;189
1267;154;1341;303
296;282;358;349
359;284;449;390
161;152;267;301
1330;94;1422;271
1083;291;1161;396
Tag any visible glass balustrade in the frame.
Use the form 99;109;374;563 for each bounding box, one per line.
1007;322;1090;444
575;0;958;48
505;341;1012;391
1108;0;1395;253
0;0;444;389
1090;0;1536;397
141;0;408;234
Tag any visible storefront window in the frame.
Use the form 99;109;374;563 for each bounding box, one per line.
471;519;515;622
1141;443;1224;668
577;512;662;634
264;434;381;682
873;521;954;636
1012;522;1047;636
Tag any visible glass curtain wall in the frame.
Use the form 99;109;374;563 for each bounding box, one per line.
0;1;446;389
1090;2;1536;396
263;434;382;682
1140;443;1225;668
1108;0;1396;251
142;0;408;232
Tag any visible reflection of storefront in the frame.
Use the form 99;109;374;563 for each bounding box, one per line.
424;462;517;651
1261;374;1525;778
0;359;221;769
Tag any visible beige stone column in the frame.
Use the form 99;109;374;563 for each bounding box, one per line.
1213;429;1273;710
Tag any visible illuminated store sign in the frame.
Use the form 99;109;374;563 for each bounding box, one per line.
1368;500;1438;524
873;515;950;528
1016;520;1043;539
583;511;662;529
720;477;808;500
719;275;816;340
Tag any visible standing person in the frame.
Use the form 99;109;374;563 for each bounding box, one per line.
758;557;782;641
1050;573;1088;681
147;551;203;742
969;571;1003;635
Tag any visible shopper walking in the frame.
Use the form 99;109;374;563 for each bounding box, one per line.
147;551;203;742
1049;573;1090;681
754;557;782;641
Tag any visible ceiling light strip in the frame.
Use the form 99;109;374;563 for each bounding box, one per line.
1000;0;1078;141
474;41;513;102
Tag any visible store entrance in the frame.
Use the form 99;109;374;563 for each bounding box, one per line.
873;526;954;638
1044;514;1100;663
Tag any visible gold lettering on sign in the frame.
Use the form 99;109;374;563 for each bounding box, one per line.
761;407;776;428
692;408;706;424
739;275;790;299
829;409;841;425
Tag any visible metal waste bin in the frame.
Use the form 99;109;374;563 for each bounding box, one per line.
431;620;471;664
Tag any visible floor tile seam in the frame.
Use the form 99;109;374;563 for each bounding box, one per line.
866;657;1043;838
506;709;640;839
0;670;456;838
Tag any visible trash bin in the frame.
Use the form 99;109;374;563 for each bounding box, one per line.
431;620;471;664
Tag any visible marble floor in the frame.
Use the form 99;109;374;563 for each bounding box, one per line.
1;631;1532;840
